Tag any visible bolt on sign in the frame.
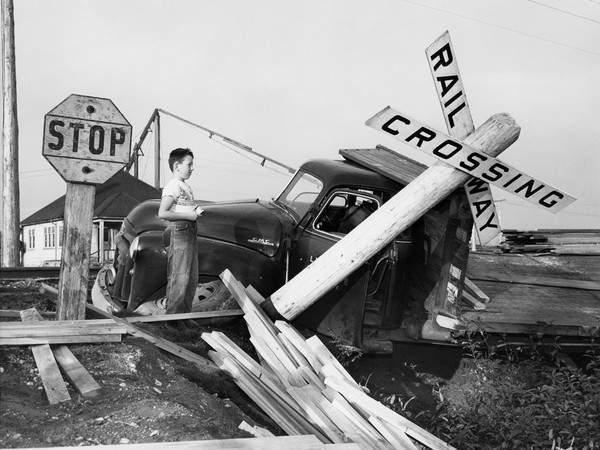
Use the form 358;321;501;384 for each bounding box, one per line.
43;94;132;184
43;94;132;320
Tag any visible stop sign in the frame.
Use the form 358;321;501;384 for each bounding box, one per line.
43;94;132;184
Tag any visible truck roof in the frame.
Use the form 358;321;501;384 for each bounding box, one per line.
300;158;404;194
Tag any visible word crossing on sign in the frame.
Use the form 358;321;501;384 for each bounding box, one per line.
426;30;500;245
365;107;576;213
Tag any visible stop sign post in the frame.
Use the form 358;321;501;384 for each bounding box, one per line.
43;94;132;320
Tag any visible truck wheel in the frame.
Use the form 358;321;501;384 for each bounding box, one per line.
192;280;237;312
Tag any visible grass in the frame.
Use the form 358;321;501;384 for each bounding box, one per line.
376;335;600;450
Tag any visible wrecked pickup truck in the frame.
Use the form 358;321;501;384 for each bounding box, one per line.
99;145;475;352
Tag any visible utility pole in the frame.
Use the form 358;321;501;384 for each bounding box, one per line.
1;0;21;267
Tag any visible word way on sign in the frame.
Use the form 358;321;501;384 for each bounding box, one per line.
366;107;576;213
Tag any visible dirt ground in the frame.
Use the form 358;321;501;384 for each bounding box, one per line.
0;280;453;448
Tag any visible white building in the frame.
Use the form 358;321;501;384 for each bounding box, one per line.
20;170;159;267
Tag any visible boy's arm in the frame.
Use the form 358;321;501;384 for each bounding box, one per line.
158;195;201;221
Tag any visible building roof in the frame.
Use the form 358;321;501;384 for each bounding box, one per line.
21;170;160;226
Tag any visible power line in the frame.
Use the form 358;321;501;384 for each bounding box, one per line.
522;0;600;24
400;0;600;56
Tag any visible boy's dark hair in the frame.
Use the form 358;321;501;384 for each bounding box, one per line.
168;148;194;171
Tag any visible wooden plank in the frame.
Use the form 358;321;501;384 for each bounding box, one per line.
51;345;101;397
221;270;302;380
125;309;243;323
462;254;600;336
302;385;386;449
86;303;217;372
20;309;71;405
210;350;327;441
324;376;457;450
468;272;600;291
340;146;427;186
321;387;385;445
275;321;323;375
210;351;305;437
203;331;282;389
0;319;126;337
286;386;346;444
463;277;490;303
20;308;101;398
305;336;357;388
0;335;122;346
220;269;278;335
368;415;418;450
23;435;359;450
460;291;486;311
238;420;275;438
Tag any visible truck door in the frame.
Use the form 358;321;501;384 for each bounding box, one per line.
290;189;410;346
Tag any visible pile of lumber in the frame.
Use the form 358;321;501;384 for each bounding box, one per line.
500;229;600;254
202;269;456;450
500;231;553;253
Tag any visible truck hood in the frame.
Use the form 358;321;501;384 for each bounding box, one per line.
198;200;286;257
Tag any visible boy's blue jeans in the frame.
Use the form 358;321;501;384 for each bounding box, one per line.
165;220;198;314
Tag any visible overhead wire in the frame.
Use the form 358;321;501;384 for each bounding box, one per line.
399;0;600;56
522;0;600;24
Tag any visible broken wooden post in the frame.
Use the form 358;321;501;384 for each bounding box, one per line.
262;113;520;320
43;94;131;320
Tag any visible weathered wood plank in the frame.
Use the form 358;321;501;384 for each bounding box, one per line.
463;277;490;303
460;291;486;311
0;335;122;346
468;272;600;291
19;308;101;397
51;345;101;397
462;253;600;335
0;320;126;337
324;376;457;450
125;309;243;323
18;435;362;449
20;309;71;405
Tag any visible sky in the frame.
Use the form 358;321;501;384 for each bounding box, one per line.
3;0;600;230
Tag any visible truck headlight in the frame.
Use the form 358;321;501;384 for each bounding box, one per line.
130;236;140;262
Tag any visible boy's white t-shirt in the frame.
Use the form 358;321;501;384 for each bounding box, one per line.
162;179;196;214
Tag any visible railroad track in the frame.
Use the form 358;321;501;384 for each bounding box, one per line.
0;266;102;280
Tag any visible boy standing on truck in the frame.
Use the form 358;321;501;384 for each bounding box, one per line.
158;148;203;320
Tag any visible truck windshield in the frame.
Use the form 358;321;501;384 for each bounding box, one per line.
276;171;323;220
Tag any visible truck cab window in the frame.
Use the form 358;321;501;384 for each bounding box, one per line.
314;192;379;235
276;172;324;220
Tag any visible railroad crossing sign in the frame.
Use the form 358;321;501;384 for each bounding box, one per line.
43;94;132;184
366;31;576;244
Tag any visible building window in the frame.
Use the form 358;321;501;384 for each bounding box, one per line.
58;225;63;247
27;229;35;249
43;226;56;248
